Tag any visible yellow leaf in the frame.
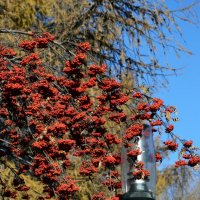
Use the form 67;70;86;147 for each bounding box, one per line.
165;111;171;121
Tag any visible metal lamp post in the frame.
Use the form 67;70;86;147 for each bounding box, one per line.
121;123;156;200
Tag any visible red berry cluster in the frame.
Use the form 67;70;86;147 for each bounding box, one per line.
132;161;150;180
19;32;55;50
163;140;178;151
155;152;162;162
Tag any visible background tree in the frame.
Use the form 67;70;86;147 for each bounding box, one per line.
184;179;200;200
0;0;198;88
157;156;200;200
155;134;200;199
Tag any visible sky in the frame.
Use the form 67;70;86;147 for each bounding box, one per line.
154;1;200;165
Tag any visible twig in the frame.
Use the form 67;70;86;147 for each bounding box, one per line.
0;28;34;36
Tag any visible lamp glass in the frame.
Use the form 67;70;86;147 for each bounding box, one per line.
121;124;156;199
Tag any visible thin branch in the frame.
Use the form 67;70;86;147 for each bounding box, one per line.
170;2;200;13
0;29;34;36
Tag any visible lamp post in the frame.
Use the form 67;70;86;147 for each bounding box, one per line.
121;123;156;200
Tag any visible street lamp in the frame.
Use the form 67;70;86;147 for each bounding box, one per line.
121;123;156;200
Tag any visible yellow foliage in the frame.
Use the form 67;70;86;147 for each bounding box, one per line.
0;0;53;30
0;160;52;199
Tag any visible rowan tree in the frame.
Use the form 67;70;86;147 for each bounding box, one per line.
0;31;199;199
